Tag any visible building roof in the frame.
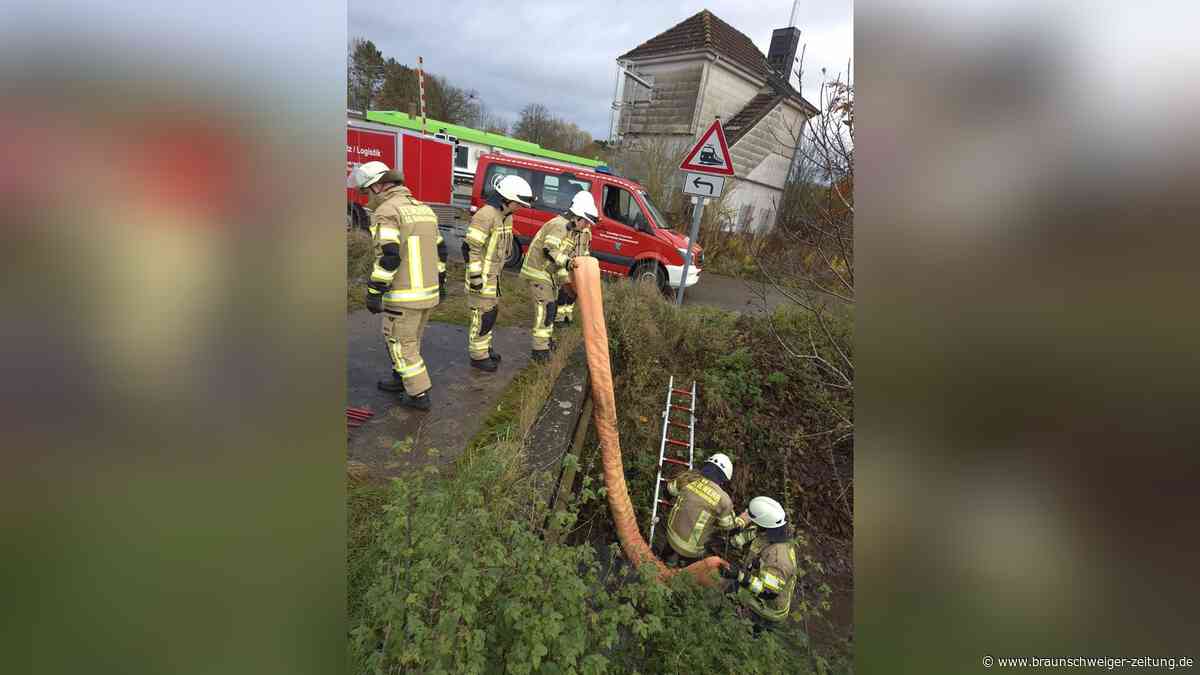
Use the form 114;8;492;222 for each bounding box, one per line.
618;9;817;114
364;110;603;168
723;92;786;145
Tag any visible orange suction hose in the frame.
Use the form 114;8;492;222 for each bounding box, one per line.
571;256;725;587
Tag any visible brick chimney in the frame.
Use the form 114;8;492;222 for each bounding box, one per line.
766;26;801;80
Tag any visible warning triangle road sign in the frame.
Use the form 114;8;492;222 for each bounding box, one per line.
679;119;735;176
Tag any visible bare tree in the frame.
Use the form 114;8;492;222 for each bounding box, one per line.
347;37;386;112
513;103;555;145
751;62;854;536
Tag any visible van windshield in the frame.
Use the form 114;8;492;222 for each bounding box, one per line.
639;191;668;231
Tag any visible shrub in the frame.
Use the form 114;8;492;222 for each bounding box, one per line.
349;442;812;674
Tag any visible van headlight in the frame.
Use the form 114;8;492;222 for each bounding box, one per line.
677;247;692;263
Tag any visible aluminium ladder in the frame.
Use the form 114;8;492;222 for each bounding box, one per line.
648;375;698;547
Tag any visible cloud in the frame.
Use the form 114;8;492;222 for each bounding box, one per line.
350;0;852;138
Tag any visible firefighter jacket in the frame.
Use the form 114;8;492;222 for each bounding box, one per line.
368;184;441;311
463;202;512;298
520;216;575;286
664;470;741;559
733;529;800;624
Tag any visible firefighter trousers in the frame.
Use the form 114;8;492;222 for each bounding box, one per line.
467;293;499;361
529;281;557;351
382;308;433;396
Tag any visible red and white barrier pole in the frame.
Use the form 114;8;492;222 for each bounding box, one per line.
417;56;427;134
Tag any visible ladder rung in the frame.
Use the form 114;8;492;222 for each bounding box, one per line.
668;420;689;429
671;388;692;396
659;476;670;482
658;499;672;507
663;457;689;467
665;438;689;448
669;404;690;412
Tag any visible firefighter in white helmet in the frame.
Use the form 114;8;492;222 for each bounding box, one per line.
659;453;747;567
462;173;533;371
519;190;598;361
552;189;594;326
720;496;800;632
350;160;442;411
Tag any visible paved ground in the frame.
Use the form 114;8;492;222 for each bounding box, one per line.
347;310;532;478
678;272;792;315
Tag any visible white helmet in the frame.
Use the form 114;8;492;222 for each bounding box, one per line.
705;453;733;482
568;190;598;225
350;161;390;190
495;174;533;207
747;496;786;529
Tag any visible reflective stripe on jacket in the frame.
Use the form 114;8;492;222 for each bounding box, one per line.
464;204;511;297
664;471;736;558
370;184;441;310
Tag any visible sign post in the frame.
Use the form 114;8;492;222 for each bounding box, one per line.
676;118;734;305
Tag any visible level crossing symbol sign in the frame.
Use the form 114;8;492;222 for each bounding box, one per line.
679;119;735;176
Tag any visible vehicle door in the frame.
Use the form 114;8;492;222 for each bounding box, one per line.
593;183;649;275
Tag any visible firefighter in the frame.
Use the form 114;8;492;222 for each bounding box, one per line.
519;190;598;362
552;191;594;326
659;453;745;567
720;496;799;633
351;160;442;411
463;174;533;372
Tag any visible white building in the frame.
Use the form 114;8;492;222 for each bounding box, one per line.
610;10;818;232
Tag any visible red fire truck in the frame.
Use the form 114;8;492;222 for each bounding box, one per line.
346;115;456;230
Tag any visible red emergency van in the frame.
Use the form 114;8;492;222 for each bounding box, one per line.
469;153;702;290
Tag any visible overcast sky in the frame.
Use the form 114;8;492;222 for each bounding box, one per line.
349;0;853;140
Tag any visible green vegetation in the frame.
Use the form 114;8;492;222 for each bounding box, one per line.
428;260;537;329
350;438;818;674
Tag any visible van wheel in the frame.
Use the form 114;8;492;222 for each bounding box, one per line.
504;240;524;270
632;261;667;294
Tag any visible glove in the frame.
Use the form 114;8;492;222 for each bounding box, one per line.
365;288;383;314
438;272;447;301
468;275;483;292
719;561;742;580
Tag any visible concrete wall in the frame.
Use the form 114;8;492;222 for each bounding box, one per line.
724;178;782;233
729;102;806;187
617;60;704;136
694;60;762;130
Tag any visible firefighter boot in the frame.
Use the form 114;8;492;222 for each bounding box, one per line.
397;390;432;412
489;347;502;363
377;371;405;392
531;349;551;364
471;356;498;372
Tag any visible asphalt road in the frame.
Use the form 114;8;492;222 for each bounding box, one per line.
678;272;794;315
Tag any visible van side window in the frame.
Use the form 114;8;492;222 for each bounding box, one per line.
536;173;591;213
602;185;645;230
454;146;468;169
481;164;534;202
